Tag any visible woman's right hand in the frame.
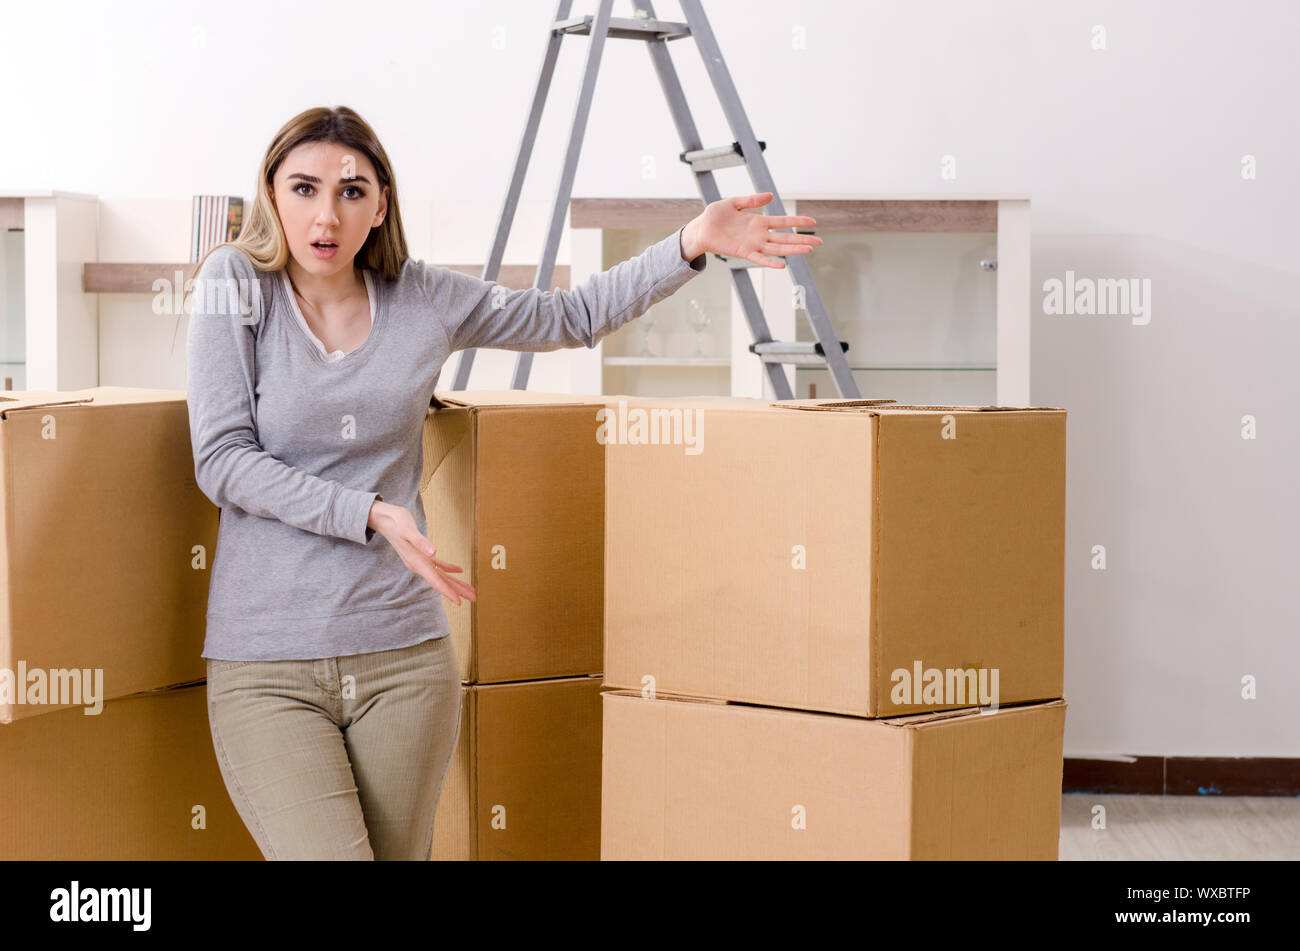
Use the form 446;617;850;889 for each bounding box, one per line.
368;500;477;606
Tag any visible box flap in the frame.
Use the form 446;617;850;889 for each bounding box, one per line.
0;387;188;420
601;687;729;706
80;386;188;406
419;404;471;496
431;389;611;410
0;393;94;418
774;398;898;409
603;393;779;413
771;399;1066;414
882;696;1067;729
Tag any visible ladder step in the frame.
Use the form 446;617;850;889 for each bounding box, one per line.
553;15;691;42
680;140;766;172
749;341;850;366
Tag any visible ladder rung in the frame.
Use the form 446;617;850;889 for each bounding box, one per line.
749;341;850;365
680;140;766;172
553;15;691;42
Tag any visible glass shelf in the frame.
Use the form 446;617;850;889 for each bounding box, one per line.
795;365;996;404
2;227;25;390
844;364;995;371
795;230;997;404
599;228;732;390
603;356;730;367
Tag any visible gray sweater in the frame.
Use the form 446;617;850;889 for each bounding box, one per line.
186;228;705;660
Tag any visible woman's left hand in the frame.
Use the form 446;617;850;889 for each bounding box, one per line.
681;193;821;268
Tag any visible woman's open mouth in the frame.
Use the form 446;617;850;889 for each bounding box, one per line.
310;240;339;259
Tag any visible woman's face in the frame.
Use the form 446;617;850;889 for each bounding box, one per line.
272;141;388;276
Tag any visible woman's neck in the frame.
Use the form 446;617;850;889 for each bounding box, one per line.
284;258;366;312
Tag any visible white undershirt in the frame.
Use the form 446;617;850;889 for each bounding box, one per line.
284;269;375;362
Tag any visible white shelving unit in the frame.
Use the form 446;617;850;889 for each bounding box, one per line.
567;193;1031;404
0;189;100;392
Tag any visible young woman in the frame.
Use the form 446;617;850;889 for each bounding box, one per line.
185;105;820;860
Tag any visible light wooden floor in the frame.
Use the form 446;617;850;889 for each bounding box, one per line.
1059;793;1300;860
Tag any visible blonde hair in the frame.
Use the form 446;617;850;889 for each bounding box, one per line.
189;105;410;298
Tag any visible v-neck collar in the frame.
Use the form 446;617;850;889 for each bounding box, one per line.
280;267;383;366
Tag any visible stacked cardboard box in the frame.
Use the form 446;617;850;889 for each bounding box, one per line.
599;395;1069;859
0;387;261;859
421;391;612;860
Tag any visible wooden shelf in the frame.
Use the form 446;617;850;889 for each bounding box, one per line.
569;195;1008;232
793;199;996;232
570;198;704;231
82;262;570;294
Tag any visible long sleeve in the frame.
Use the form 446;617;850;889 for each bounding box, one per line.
185;245;379;545
417;225;706;354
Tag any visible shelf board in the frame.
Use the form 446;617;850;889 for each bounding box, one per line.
797;363;997;372
794;199;996;233
602;359;994;370
82;262;570;294
570;195;1021;232
571;198;704;231
84;262;197;293
0;189;98;200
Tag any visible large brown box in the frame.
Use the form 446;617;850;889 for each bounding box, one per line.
0;682;262;859
603;396;1066;717
431;675;603;860
601;689;1067;860
0;387;216;722
421;391;609;683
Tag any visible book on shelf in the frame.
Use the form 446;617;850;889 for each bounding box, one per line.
190;195;245;262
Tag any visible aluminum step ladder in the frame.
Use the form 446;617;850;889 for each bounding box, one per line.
449;0;861;400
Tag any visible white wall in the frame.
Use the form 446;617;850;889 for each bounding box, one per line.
2;0;1296;758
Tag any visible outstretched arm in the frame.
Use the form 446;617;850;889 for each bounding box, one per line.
418;226;702;354
416;194;819;354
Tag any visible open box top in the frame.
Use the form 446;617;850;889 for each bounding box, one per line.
431;389;612;411
772;398;1067;414
0;387;187;420
601;688;1067;729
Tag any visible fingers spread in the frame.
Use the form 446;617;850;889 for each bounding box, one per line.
767;232;822;246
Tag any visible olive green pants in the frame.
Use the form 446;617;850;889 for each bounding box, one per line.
206;636;461;860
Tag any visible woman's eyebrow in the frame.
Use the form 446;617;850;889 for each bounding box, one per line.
287;172;373;185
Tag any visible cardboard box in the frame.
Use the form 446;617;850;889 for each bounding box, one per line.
0;682;262;859
431;674;603;860
421;391;610;683
600;689;1067;860
603;396;1066;717
0;387;216;723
